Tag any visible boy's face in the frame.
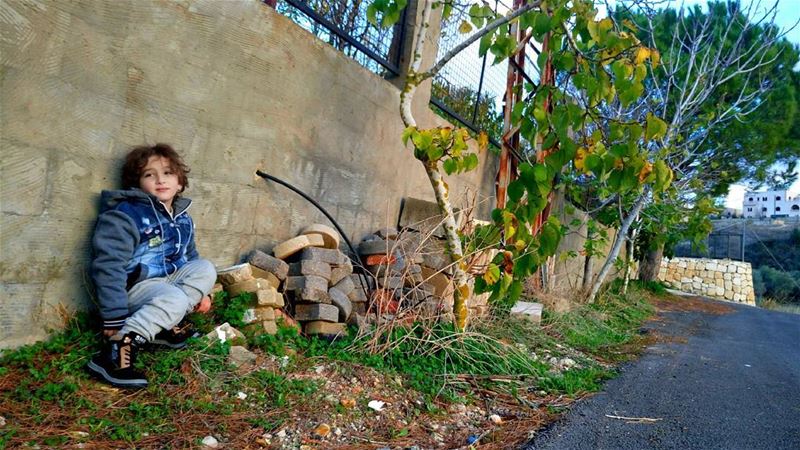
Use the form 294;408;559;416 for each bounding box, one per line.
139;156;183;209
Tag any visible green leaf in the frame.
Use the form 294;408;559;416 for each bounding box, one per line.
533;164;547;182
585;154;603;173
508;179;525;202
479;33;493;57
401;126;415;146
533;12;551;37
442;158;458;175
411;130;433;151
645;112;668;141
464;153;479;171
367;5;378;25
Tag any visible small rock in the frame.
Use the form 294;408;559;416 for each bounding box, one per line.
334;427;342;436
449;403;467;414
368;400;386;411
314;423;331;438
277;429;287;440
201;435;219;448
237;391;248;400
227;346;256;368
69;431;89;439
560;357;576;368
0;416;6;427
489;414;503;424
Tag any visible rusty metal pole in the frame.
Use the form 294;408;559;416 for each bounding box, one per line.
497;0;527;210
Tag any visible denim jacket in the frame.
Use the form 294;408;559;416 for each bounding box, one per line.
91;189;198;325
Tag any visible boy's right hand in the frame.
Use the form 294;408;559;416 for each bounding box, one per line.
103;329;119;338
194;295;212;314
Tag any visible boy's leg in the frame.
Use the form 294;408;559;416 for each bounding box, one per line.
122;278;193;342
169;258;217;310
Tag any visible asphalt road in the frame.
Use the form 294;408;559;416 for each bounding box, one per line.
524;299;800;450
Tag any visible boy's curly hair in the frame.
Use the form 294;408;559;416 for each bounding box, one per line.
121;143;190;193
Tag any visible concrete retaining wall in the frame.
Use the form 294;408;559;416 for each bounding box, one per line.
0;0;495;348
658;257;755;305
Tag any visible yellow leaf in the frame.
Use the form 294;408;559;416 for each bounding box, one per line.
635;47;650;65
614;158;624;170
574;147;589;173
477;132;489;152
439;127;452;141
458;20;473;34
650;49;660;68
638;161;653;182
514;239;527;251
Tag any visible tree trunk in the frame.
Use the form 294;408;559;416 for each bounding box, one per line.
637;242;664;282
587;191;647;303
622;226;638;295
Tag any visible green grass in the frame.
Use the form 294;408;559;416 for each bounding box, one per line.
0;281;660;447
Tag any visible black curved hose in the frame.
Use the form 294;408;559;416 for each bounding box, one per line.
255;170;357;257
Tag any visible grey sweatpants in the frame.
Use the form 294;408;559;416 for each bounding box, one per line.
121;258;216;341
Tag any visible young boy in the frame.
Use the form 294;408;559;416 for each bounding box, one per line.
87;144;217;388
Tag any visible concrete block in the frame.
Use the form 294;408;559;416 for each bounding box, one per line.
348;284;369;303
286;275;329;303
217;263;253;286
333;276;355;296
285;275;328;292
329;260;353;285
300;223;340;249
301;247;344;265
260;320;278;335
375;227;399;239
249;250;289;280
254;306;276;321
273;234;325;260
304;321;346;338
255;288;284;307
294;303;339;322
377;276;404;290
289;260;332;280
328;287;353;322
358;239;395;256
226;278;275;297
511;302;543;324
364;254;396;265
250;268;281;289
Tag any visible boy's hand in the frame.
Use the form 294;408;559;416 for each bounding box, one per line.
194;295;212;314
103;329;119;338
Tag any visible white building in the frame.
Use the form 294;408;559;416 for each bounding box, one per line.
742;189;800;218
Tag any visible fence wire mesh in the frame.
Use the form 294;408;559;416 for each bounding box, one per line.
432;1;541;154
275;0;405;76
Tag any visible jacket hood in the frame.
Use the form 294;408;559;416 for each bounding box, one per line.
99;188;192;215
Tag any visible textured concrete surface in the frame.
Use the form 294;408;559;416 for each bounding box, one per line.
525;300;800;450
0;0;496;348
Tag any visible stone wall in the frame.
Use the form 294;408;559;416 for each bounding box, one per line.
0;0;495;348
658;257;755;305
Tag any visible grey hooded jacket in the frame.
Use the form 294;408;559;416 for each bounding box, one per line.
91;189;198;327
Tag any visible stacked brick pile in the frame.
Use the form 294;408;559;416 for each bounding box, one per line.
214;262;287;335
267;224;367;337
357;228;459;320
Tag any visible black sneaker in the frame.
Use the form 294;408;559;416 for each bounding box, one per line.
87;332;148;389
150;319;200;349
